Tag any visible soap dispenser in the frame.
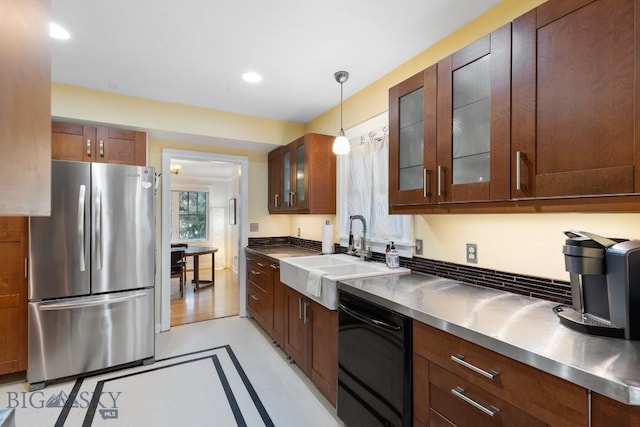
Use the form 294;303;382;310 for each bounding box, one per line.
386;242;400;268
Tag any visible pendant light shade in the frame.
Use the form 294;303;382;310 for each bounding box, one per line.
333;71;350;155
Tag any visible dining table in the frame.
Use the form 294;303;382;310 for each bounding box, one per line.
173;246;219;291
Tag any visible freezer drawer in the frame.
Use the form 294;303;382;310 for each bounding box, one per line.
28;289;155;388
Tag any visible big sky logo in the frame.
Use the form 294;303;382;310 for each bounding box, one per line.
6;391;121;420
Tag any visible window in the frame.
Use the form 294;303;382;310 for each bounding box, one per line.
176;191;208;240
338;112;413;256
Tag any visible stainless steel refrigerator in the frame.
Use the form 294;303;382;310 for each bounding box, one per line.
27;160;156;390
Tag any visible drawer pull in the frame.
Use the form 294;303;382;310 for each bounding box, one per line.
250;270;261;276
451;386;500;417
270;263;279;270
451;354;499;379
257;262;266;267
250;294;260;301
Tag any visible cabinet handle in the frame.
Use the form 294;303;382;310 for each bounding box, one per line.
24;257;28;279
99;139;105;157
257;262;266;268
291;191;296;207
250;269;261;276
269;263;279;270
298;298;302;319
516;151;526;191
86;139;92;156
275;194;279;208
451;386;500;417
423;168;431;198
303;301;310;324
250;294;260;301
246;257;254;262
451;354;499;379
437;165;444;197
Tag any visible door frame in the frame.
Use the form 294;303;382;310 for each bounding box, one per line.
160;149;249;331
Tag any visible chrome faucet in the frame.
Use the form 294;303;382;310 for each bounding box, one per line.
347;215;370;260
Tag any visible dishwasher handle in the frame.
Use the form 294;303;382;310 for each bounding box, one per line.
339;303;402;332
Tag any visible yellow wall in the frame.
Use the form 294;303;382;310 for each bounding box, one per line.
52;82;305;146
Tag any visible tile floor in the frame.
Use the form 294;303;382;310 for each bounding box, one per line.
0;316;345;426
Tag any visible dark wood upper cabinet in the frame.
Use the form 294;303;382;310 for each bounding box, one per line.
437;24;512;203
389;66;438;206
52;121;147;166
390;0;640;213
389;25;511;208
512;0;638;198
268;133;336;214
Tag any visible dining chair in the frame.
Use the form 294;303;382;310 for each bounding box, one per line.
170;249;186;297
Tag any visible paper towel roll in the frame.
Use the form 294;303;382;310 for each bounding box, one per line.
322;224;334;254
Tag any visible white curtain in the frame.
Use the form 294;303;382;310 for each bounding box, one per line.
339;112;412;255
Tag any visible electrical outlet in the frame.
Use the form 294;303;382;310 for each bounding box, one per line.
466;243;478;263
415;239;423;255
249;222;259;232
297;227;301;237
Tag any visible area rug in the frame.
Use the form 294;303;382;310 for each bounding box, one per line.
45;345;274;426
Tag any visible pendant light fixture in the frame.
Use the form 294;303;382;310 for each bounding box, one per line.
332;71;350;155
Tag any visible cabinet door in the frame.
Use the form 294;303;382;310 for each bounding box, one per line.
512;0;638;198
591;392;640;426
282;147;293;208
310;300;338;406
52;122;96;162
0;0;51;215
95;127;147;166
292;139;308;210
268;148;284;212
0;218;28;375
389;66;438;206
436;24;511;202
283;287;311;375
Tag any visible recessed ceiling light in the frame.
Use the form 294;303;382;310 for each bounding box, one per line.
242;72;262;83
49;22;70;40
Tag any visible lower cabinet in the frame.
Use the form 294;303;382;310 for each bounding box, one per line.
283;286;338;406
244;251;338;406
272;274;285;348
413;321;588;426
591;392;640;426
0;218;28;375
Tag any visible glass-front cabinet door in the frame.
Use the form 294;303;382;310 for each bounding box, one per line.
294;141;307;209
389;65;437;206
436;24;511;203
283;149;292;207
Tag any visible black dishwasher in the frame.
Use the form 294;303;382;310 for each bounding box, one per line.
337;290;412;427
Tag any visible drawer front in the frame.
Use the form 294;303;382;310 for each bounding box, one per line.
247;256;273;292
429;362;544;427
413;320;587;426
247;282;273;332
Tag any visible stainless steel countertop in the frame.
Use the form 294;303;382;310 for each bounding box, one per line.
338;272;640;405
245;245;319;261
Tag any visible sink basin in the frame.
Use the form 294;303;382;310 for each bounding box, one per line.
279;254;410;310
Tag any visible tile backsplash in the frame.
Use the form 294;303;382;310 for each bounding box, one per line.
247;237;572;305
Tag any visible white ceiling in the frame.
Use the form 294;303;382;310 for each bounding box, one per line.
51;0;502;127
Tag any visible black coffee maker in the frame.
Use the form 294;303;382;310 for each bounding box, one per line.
556;230;640;340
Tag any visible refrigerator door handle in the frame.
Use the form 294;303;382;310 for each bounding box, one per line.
37;290;150;311
95;188;102;271
78;185;86;272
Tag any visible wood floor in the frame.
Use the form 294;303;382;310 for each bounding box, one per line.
170;267;239;327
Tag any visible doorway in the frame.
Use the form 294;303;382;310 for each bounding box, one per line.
160;149;248;331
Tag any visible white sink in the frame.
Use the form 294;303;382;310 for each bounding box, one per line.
279;254;410;310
